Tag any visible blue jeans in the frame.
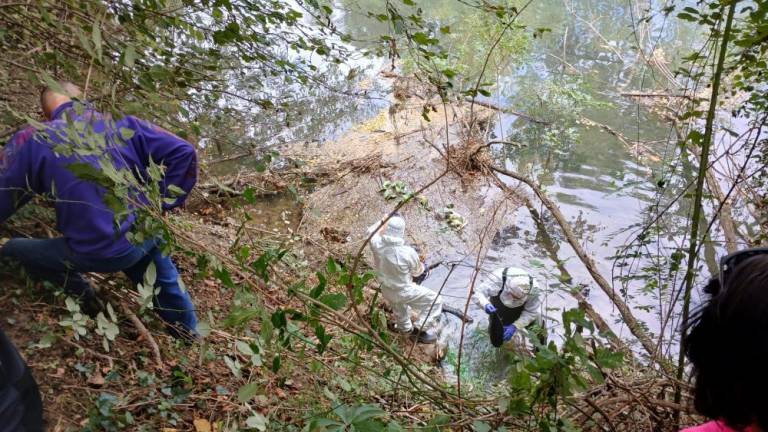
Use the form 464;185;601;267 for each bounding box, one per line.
0;237;197;337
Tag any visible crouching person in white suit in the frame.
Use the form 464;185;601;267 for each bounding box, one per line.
472;267;545;348
367;214;442;344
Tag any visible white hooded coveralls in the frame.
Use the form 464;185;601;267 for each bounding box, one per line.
472;267;542;329
367;218;442;332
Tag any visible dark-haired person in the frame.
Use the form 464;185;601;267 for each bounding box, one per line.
0;82;199;339
472;267;543;348
682;248;768;432
0;327;44;431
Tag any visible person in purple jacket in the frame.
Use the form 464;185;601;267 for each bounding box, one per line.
0;82;199;339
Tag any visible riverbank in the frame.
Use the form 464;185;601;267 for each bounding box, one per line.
0;74;704;430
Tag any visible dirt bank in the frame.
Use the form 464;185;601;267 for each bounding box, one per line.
283;76;523;273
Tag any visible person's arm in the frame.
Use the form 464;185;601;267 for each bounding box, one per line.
406;247;425;277
472;269;501;308
366;218;386;251
366;219;385;236
129;118;197;210
513;290;541;329
0;128;38;223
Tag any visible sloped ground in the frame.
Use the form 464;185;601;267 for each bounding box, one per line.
0;76;526;430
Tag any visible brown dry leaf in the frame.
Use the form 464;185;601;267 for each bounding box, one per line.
193;419;212;432
86;370;105;387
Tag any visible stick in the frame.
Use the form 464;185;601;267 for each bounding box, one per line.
464;98;551;125
120;302;163;369
620;92;693;100
676;0;738;413
580;116;661;161
524;198;631;354
687;145;739;254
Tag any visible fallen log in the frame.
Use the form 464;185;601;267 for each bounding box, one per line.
620;91;693;100
463;98;552;125
487;163;674;375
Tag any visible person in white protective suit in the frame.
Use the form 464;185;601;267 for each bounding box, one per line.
367;215;442;344
472;267;545;347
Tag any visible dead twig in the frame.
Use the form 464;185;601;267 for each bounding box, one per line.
120;302;163;369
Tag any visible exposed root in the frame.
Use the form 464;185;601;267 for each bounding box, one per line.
567;372;697;431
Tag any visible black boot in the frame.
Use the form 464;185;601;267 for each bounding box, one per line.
410;329;437;344
79;291;105;319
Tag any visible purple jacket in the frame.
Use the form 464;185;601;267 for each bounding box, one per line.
0;101;197;257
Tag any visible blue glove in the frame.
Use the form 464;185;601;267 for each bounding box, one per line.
484;304;497;314
503;324;517;341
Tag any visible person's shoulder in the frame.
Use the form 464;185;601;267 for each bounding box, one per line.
680;421;739;432
505;267;529;276
0;126;43;174
8;126;36;147
5;124;49;156
131;117;184;140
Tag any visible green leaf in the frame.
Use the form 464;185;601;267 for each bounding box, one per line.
326;257;338;274
472;421;492;432
594;347;624;369
214;268;235;289
167;184;186;197
315;324;332;354
143;261;157;286
236;340;254;356
237;382;260;403
123;45;136;68
196;321;211;338
412;32;436;45
75;27;95;59
213;21;241;44
320;293;347;311
310;418;343;430
586;364;605;384
348;405;386;423
243;187;257;204
66;162;113;187
271;310;287;329
426;413;451;430
34;333;57;349
92;21;103;61
310;273;326;299
245;412;268;431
